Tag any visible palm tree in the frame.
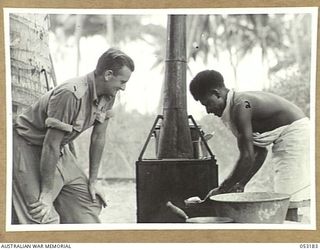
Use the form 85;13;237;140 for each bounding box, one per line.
185;14;311;89
10;13;54;117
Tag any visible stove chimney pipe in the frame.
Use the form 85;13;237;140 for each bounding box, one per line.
157;15;193;159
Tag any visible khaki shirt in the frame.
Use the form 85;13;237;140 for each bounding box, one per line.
14;72;115;146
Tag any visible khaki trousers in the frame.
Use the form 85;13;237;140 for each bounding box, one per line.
12;130;102;224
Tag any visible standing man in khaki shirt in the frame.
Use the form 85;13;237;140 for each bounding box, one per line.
12;48;134;224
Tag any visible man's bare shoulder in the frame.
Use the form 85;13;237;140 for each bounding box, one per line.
232;91;305;131
235;90;278;101
233;91;294;109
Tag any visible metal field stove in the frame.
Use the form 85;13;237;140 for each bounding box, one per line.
136;115;218;223
136;15;218;223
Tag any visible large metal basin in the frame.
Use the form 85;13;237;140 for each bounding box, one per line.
210;192;290;224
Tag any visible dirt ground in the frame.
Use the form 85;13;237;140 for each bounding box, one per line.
99;180;137;223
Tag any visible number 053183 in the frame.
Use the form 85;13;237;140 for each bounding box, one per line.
300;244;319;249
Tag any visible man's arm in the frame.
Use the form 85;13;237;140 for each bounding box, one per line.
204;102;268;200
205;99;265;201
204;101;255;200
218;100;256;191
88;118;110;202
29;128;65;222
236;145;268;188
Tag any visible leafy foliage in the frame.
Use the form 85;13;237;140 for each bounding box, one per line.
49;14;166;46
266;67;311;116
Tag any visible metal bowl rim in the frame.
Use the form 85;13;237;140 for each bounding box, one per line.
209;192;291;203
186;216;234;223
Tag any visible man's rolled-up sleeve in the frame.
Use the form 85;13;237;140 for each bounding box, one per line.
45;89;79;132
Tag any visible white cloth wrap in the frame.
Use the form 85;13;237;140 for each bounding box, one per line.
246;118;310;202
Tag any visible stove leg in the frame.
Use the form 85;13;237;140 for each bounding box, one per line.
286;208;299;222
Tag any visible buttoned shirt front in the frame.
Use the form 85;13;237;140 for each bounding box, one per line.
14;72;115;146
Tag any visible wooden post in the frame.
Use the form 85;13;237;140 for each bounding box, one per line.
157;15;193;159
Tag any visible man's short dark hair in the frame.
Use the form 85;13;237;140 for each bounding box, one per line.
95;48;135;76
189;70;225;100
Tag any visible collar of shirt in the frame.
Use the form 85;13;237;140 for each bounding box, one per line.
87;71;99;106
87;71;115;109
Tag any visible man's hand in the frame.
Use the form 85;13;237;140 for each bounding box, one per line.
89;119;109;207
88;180;107;207
228;182;245;193
203;187;224;201
88;179;98;202
29;192;54;223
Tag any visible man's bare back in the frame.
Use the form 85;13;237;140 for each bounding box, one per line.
233;91;306;133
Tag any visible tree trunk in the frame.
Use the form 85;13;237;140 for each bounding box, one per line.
254;15;270;89
186;15;199;59
106;15;114;46
221;18;239;89
74;15;83;76
10;13;52;117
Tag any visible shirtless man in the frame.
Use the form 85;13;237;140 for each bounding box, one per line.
189;70;310;207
